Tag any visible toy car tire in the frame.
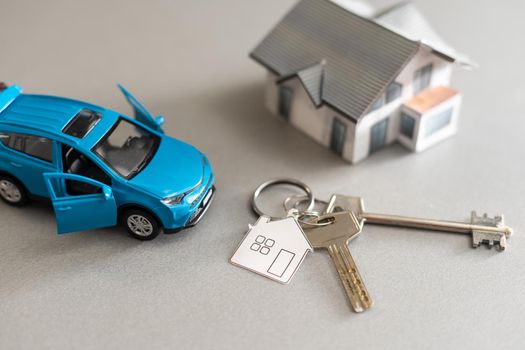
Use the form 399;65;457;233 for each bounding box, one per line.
123;209;161;241
0;175;29;206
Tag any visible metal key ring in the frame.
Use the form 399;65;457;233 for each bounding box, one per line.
282;195;334;227
252;178;314;220
283;195;328;212
297;212;334;227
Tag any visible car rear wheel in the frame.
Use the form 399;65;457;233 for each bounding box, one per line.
0;176;28;206
123;209;161;241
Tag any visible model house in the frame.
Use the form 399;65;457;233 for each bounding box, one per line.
250;0;474;163
230;215;312;284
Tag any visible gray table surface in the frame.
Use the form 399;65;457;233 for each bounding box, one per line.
1;0;524;349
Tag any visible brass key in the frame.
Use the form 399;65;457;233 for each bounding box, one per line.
303;211;373;312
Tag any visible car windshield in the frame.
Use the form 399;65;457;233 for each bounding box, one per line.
93;118;159;178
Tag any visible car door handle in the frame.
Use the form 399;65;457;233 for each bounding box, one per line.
9;162;22;168
56;206;72;212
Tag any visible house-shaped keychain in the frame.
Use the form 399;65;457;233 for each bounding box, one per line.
231;215;313;284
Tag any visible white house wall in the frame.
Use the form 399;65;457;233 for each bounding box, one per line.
415;94;462;152
352;46;455;163
285;77;327;145
279;76;357;162
264;72;279;115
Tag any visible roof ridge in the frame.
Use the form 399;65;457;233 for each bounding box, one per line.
276;61;325;83
326;0;419;47
318;60;326;105
373;1;412;18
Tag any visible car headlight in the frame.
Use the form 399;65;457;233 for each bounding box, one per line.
161;194;186;206
162;155;208;207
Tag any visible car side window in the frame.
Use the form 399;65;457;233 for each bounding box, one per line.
0;132;9;146
62;144;111;196
0;132;53;162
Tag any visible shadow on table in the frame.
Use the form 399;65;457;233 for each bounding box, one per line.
2;198;190;252
1;199;194;296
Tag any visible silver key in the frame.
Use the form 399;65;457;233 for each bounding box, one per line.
302;211;373;312
325;195;513;251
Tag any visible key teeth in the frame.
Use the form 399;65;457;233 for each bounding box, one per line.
472;233;506;252
498;236;507;251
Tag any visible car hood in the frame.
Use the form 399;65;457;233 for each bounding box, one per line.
129;137;204;198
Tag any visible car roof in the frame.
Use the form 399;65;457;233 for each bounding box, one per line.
0;86;121;150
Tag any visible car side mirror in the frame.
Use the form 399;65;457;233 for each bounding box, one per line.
155;115;165;126
102;186;113;200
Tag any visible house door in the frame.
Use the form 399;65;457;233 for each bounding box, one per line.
330;117;347;156
278;85;293;120
370;118;389;153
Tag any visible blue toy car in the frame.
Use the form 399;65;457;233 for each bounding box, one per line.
0;83;215;240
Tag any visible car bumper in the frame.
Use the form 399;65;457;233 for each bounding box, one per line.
164;185;215;234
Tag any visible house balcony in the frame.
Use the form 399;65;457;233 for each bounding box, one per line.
397;86;462;152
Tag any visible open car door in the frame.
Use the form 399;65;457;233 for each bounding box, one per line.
44;173;117;234
117;84;164;133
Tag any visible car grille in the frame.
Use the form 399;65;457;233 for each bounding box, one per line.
187;186;215;226
188;207;203;223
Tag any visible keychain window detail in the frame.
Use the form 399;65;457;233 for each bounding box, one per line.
250;235;275;255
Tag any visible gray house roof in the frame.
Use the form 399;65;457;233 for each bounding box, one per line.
251;0;472;122
277;62;325;106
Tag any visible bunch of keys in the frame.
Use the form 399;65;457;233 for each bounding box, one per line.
230;178;373;312
230;178;514;314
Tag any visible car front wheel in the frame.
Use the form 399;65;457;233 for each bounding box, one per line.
0;176;28;206
123;209;161;241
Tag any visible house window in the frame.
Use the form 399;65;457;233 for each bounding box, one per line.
370;95;385;112
330;117;347;156
278;85;293;119
370;118;389;153
414;64;433;94
400;113;416;139
0;132;53;162
386;82;402;103
424;107;453;136
370;82;402;113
